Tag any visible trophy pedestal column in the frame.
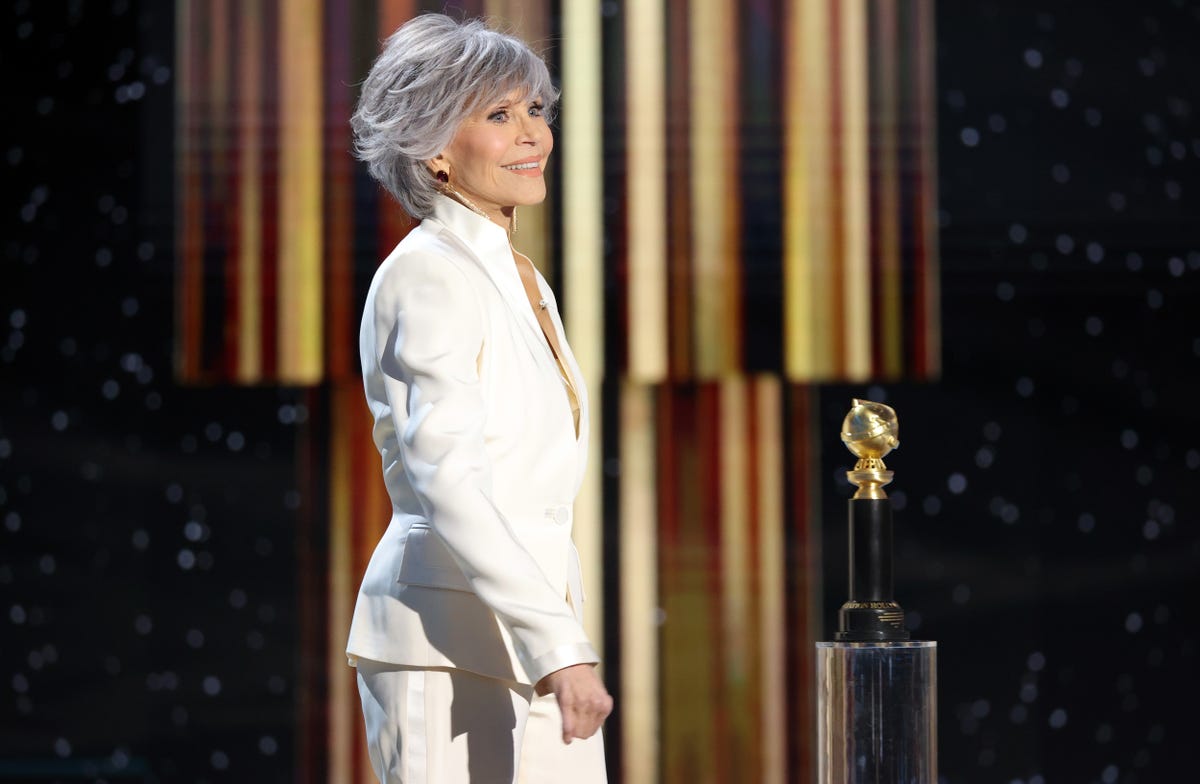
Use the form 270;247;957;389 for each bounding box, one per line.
816;641;937;784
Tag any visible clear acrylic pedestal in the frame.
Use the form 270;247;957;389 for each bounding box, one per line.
816;641;937;784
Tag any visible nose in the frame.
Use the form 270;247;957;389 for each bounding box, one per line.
517;112;548;147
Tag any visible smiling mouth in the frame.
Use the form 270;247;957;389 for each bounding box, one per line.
502;161;541;171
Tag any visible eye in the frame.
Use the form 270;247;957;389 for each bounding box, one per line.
528;102;545;117
487;107;510;123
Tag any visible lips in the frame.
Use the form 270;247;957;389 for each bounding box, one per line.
501;158;542;173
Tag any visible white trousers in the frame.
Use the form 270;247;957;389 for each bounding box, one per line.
356;659;608;784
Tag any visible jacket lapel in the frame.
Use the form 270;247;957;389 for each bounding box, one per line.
430;197;554;367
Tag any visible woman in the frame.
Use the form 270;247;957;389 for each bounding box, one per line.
346;14;611;784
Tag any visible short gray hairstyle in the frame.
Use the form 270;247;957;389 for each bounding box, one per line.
351;14;559;219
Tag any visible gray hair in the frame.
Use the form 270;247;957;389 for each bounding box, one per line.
351;14;559;219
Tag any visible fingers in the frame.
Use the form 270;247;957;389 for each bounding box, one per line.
559;690;612;743
542;664;613;744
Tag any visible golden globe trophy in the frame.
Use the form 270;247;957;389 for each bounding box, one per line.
816;400;937;782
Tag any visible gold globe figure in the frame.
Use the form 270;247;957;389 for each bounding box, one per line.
841;399;899;499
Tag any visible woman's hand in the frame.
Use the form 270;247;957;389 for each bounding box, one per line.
535;664;613;743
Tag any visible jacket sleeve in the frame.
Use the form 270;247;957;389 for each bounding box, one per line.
373;250;598;683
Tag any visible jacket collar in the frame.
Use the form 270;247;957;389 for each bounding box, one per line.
429;193;512;261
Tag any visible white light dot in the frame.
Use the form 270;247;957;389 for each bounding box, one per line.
1023;49;1043;68
1085;317;1103;337
988;113;1007;133
177;549;196;570
1078;513;1095;533
1050;88;1070;108
1008;223;1027;244
961;127;981;147
948;473;967;494
203;675;222;696
1168;257;1185;277
1048;708;1068;729
1142;520;1160;540
186;629;205;648
1086;242;1104;263
211;750;229;770
54;737;71;757
259;736;278;756
1055;234;1075;254
996;282;1015;302
1016;377;1035;398
1101;765;1119;784
1120;429;1139;449
134;614;152;635
1027;651;1046;671
1125;612;1144;633
50;411;69;431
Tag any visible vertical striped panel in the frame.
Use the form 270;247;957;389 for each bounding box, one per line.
625;0;669;381
778;0;938;380
658;384;721;784
782;0;834;378
870;0;904;378
277;0;324;382
561;0;607;657
326;385;355;784
718;378;754;778
618;380;812;783
753;377;787;784
326;382;392;784
619;383;661;784
174;0;202;380
235;0;264;381
838;0;871;379
784;383;820;780
324;0;355;379
912;0;941;375
689;0;742;377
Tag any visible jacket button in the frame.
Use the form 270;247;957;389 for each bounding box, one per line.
555;507;570;525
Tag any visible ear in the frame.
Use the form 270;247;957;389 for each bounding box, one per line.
426;153;447;177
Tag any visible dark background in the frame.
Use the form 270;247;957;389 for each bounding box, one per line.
3;1;1199;783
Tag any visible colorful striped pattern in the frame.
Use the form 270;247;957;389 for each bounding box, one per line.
174;2;938;782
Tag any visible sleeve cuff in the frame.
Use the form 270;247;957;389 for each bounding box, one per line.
523;641;601;684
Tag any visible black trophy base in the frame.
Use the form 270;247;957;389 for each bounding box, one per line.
835;601;910;642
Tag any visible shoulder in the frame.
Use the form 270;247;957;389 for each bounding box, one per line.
369;220;487;312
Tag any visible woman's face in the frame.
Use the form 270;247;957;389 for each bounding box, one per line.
433;89;554;227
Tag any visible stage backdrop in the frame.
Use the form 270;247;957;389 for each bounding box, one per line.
173;1;938;782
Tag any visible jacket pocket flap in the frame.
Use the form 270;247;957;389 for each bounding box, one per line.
396;528;473;593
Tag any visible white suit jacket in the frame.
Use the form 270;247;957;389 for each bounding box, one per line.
346;194;598;686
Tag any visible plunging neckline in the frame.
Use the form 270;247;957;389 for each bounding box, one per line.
511;248;581;438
